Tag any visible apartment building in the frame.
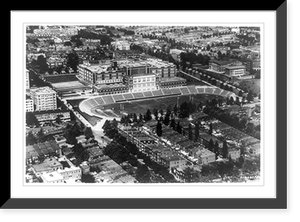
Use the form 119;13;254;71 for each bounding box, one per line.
30;87;57;111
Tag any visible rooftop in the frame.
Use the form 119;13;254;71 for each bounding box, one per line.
224;65;246;70
32;158;62;173
30;86;56;95
41;171;64;182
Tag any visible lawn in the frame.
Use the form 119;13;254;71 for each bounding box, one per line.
236;79;261;95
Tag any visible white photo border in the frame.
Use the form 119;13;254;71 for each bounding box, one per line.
11;10;276;199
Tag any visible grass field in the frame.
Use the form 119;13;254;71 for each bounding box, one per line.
237;79;260;95
96;94;222;116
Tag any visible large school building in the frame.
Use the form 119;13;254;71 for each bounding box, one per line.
77;58;186;94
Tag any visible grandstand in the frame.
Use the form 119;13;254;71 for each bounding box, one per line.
143;91;154;97
170;88;182;95
78;85;237;120
102;95;115;104
213;88;222;95
112;94;125;102
180;87;190;95
132;92;144;99
123;93;134;100
205;87;214;94
187;86;198;94
94;96;105;105
152;90;164;97
162;88;172;95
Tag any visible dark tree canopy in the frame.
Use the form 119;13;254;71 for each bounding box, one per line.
222;140;228;158
66;52;79;72
156;121;162;137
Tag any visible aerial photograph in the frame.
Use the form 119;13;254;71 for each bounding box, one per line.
25;25;261;184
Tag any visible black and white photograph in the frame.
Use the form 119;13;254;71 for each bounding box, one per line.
6;4;289;212
25;24;261;184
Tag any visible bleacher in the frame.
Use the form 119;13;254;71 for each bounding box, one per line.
187;86;197;94
152;90;164;97
112;94;125;102
88;98;98;107
143;91;154;97
86;100;95;109
205;87;214;94
132;92;145;99
180;87;190;95
162;88;172;95
102;95;114;104
213;88;222;95
220;90;230;97
196;87;205;94
170;88;182;95
123;93;134;100
94;96;105;105
79;85;236;117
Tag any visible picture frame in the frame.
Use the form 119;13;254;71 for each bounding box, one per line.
7;1;288;210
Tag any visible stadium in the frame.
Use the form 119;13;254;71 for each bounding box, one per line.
78;85;237;129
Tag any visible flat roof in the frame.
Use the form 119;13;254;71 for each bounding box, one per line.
32;158;62;172
161;154;182;162
224;65;246;70
30;86;56;95
41;171;64;182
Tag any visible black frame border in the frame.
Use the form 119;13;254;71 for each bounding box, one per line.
5;1;287;209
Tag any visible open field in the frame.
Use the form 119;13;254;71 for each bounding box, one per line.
95;94;223;116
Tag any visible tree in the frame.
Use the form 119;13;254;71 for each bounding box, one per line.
136;164;151;183
198;101;203;111
26;131;37;145
247;90;254;102
208;123;213;135
239;118;247;129
229;96;235;105
26;112;40;127
36;55;48;72
170;118;176;130
238;90;243;97
153;108;159;120
133;113;138;123
214;141;219;156
176;122;182;134
173;104;178;115
235;97;241;106
64;128;78;145
222;140;228;158
179;102;190;118
188;124;193;141
208;139;214;151
156;121;162;137
145;109;152;121
72;142;89;165
37;128;46;143
245;122;255;134
81;173;95;183
194;123;199;142
66;52;79;72
84;127;94;139
163;112;170;126
183;167;200;182
55;115;62;124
